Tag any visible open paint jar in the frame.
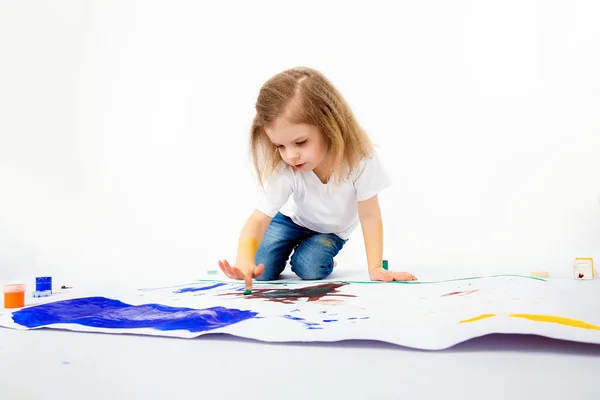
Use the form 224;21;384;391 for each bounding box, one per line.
3;284;26;308
34;276;52;297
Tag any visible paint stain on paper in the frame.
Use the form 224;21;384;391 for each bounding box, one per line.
346;317;370;323
314;299;344;305
510;314;600;330
459;313;600;331
283;315;368;329
441;290;479;297
219;282;355;304
11;297;257;333
174;283;227;293
283;314;322;330
459;314;496;323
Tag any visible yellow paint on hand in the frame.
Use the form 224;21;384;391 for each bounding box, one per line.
459;314;497;323
509;314;600;331
240;238;258;251
239;238;259;259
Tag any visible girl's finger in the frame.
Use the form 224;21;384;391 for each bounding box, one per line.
396;273;414;281
218;260;229;276
253;264;265;278
244;270;253;291
221;261;237;279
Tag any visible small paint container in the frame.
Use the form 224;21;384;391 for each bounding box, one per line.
35;276;52;293
573;258;595;280
3;284;26;308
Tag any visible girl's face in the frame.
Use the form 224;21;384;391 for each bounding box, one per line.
265;116;329;173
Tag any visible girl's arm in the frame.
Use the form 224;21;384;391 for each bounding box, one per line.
358;195;417;282
219;209;272;290
358;195;384;274
235;210;272;267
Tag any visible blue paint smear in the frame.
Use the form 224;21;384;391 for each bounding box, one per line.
174;283;226;293
12;297;258;333
323;319;338;323
283;315;305;321
283;314;322;329
138;282;200;292
290;309;300;312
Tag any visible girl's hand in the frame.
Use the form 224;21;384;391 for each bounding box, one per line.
369;267;417;282
218;259;265;290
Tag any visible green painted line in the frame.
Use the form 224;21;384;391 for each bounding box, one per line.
196;274;546;285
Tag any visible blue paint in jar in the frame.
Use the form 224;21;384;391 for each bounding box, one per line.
35;277;52;293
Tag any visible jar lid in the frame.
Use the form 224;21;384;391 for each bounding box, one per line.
3;284;26;293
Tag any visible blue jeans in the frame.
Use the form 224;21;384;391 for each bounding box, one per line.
255;213;347;281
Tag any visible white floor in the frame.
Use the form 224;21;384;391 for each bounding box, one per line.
1;267;599;400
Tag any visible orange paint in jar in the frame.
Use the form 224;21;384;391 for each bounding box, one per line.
3;284;26;308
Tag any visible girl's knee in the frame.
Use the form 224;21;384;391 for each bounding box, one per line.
254;255;286;281
255;272;274;281
295;265;333;280
291;253;334;280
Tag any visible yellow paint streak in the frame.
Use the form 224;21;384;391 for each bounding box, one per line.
459;313;600;331
459;314;497;323
240;238;258;251
320;238;332;247
509;314;600;331
238;238;259;261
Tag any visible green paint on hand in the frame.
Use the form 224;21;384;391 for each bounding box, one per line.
244;289;252;295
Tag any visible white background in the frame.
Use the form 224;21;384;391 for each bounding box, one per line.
1;0;599;282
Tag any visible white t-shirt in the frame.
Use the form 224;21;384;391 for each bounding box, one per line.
255;149;392;239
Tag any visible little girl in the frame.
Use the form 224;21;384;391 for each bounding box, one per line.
218;67;417;289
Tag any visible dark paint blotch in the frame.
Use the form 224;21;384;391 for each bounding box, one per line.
218;282;354;304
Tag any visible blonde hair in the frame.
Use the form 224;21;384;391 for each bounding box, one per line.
250;67;373;187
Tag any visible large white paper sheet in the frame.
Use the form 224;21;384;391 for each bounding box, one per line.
1;275;599;350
